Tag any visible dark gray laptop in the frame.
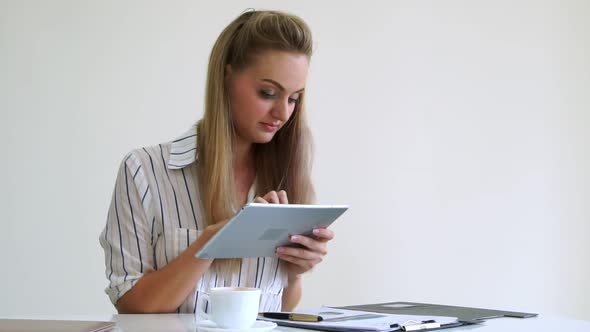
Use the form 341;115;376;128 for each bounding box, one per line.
335;302;537;325
0;319;115;332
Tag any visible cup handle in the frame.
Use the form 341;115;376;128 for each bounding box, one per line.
196;293;212;321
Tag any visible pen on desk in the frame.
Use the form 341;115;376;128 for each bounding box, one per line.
259;312;323;322
400;320;441;331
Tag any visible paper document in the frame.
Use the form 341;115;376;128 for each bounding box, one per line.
258;307;458;332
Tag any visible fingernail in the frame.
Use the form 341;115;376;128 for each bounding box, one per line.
291;235;299;241
276;247;284;253
313;229;320;235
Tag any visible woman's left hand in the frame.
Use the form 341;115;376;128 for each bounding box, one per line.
255;190;334;278
276;227;335;279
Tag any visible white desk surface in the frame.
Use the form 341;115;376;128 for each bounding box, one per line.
2;313;590;332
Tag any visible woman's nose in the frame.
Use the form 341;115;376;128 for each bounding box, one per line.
272;99;290;121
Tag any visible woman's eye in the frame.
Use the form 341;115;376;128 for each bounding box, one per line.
288;97;299;104
259;90;276;99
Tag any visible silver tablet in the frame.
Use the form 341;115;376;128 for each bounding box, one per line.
195;203;348;259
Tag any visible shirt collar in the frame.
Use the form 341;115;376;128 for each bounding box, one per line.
167;124;198;170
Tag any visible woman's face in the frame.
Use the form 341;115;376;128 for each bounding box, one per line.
226;50;309;145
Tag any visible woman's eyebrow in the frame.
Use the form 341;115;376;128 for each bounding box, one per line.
260;78;305;93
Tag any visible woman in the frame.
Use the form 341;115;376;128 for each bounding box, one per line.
99;10;333;314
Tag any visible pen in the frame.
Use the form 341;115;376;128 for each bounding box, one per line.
400;320;441;331
259;312;323;322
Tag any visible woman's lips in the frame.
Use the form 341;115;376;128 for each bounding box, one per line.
260;122;279;132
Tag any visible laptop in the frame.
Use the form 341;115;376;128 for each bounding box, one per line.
0;319;115;332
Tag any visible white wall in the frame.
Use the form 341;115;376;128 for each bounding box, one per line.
1;0;588;321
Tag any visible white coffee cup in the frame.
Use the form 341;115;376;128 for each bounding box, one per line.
197;287;262;329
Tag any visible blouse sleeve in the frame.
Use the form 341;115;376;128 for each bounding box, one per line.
99;152;155;305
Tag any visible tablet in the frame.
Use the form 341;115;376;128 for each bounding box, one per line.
195;203;348;259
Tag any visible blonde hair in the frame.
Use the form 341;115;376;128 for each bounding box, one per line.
198;10;315;227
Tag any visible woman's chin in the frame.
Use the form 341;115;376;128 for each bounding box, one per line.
253;132;276;144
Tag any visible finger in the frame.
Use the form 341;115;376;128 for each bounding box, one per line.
277;245;323;260
212;219;229;231
277;253;308;268
263;191;280;204
312;228;335;242
277;190;289;204
277;253;321;270
255;196;269;203
289;235;328;255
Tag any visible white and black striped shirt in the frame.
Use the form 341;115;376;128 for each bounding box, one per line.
99;125;286;313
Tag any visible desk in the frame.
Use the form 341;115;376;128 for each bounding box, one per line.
3;313;590;332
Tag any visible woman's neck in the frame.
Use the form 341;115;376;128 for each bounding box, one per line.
233;137;254;171
233;137;255;205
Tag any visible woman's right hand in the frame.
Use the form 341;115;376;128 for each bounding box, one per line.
203;190;287;239
255;190;289;204
203;219;230;240
203;190;287;245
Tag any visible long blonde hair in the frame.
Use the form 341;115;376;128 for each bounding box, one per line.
198;10;315;229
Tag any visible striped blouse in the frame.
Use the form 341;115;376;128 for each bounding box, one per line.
99;125;287;313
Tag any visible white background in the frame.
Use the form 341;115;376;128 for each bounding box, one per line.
1;0;588;321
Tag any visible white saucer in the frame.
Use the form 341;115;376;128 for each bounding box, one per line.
195;320;277;332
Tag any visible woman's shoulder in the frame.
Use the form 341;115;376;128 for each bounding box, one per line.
120;125;198;172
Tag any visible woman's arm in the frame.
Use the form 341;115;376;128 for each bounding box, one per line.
254;190;335;312
281;274;302;311
116;222;226;314
276;228;335;311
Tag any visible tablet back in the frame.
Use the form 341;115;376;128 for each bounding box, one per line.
195;203;348;259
